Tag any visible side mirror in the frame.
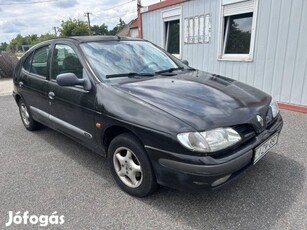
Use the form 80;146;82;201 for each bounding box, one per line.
182;60;189;66
56;73;91;90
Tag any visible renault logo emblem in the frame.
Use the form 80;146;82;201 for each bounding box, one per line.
256;115;264;127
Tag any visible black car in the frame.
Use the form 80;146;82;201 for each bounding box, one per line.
13;36;283;197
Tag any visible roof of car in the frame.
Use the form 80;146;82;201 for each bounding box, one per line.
64;35;142;43
22;36;145;57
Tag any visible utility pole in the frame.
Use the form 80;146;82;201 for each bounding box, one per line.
137;0;142;38
84;12;92;35
53;26;58;36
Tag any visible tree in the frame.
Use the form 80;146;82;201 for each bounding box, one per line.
0;42;8;51
108;18;126;35
24;34;38;45
91;24;108;35
117;18;126;32
8;33;57;52
59;19;89;37
35;33;56;43
9;34;25;51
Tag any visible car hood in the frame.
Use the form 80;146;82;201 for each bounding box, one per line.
112;70;272;132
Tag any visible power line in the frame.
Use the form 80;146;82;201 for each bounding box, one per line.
95;0;136;14
93;0;136;23
104;0;136;11
0;0;58;6
92;11;136;28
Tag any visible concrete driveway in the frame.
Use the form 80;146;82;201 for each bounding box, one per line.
0;95;306;229
0;79;13;96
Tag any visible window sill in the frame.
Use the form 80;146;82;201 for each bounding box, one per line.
218;54;253;62
172;54;181;59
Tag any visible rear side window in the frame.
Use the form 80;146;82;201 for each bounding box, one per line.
51;44;83;80
23;53;33;72
30;46;50;78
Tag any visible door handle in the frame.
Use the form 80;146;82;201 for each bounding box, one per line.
19;81;24;87
48;91;55;100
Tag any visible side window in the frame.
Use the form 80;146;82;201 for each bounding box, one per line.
23;53;33;72
223;13;253;54
162;7;182;59
51;44;83;80
30;46;50;78
219;0;257;61
164;20;180;55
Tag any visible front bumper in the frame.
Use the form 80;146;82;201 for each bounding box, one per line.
145;114;283;191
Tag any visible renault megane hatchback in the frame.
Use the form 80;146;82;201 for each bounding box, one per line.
13;36;283;197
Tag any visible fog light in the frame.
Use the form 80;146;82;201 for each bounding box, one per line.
211;174;231;187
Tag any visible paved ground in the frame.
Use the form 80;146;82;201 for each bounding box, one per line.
0;79;13;96
0;95;306;229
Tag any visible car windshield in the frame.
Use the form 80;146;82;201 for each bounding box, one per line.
80;40;183;80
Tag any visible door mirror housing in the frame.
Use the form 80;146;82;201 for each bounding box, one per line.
56;73;91;90
182;60;189;66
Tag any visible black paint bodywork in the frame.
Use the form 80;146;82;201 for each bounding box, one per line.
13;36;283;190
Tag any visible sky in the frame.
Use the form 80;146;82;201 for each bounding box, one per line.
0;0;158;43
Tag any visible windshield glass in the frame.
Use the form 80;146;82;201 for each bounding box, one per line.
80;40;182;80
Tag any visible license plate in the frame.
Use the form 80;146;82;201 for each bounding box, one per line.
253;132;279;165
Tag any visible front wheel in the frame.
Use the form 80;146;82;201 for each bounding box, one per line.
108;133;157;197
18;99;41;131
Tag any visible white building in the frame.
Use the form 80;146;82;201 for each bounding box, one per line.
139;0;307;112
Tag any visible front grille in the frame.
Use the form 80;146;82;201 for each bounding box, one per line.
210;112;281;159
233;124;256;142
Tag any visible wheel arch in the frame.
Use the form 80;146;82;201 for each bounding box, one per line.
102;125;144;158
14;93;21;105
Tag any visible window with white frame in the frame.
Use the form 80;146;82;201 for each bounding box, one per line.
219;0;258;61
162;7;182;58
165;20;180;55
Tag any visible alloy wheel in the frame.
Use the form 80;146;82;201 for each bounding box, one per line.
113;147;143;188
20;103;30;126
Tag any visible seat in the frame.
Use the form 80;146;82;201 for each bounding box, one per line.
62;55;83;79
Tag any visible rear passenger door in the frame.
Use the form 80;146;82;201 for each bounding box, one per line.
19;45;51;125
48;43;97;149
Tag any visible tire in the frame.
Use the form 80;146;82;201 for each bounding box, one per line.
18;99;41;131
108;133;157;197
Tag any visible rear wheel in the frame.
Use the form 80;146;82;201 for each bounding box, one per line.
108;133;157;197
18;99;41;131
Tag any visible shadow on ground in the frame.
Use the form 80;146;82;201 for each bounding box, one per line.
32;126;115;185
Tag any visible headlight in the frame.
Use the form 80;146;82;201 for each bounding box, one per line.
270;99;279;118
177;128;241;153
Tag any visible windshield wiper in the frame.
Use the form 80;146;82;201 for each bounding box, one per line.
106;72;155;79
155;67;184;74
186;68;196;71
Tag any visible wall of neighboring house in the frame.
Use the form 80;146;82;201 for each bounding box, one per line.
141;0;307;107
130;28;139;38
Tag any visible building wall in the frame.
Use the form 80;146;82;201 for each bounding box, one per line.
129;28;139;38
142;0;307;106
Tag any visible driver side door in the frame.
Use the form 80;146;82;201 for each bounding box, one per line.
48;43;98;149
